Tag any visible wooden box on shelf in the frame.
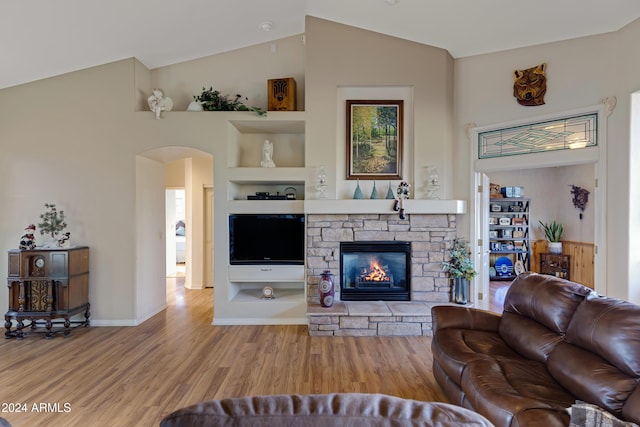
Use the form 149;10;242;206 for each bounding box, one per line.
268;78;297;111
5;246;90;339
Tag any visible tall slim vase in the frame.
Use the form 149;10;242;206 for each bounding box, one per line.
452;278;468;304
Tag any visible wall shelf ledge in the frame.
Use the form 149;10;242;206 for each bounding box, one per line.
304;199;466;215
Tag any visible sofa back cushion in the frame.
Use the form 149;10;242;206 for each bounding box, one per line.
498;273;591;362
548;293;640;423
159;394;495;427
565;293;640;377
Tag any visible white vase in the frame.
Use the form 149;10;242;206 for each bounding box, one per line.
548;241;562;254
187;101;203;111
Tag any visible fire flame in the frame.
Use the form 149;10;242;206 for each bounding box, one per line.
363;260;390;282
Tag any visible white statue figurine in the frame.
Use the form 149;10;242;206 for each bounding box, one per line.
260;140;276;168
147;88;173;119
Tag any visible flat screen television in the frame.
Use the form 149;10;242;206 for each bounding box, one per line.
229;214;305;265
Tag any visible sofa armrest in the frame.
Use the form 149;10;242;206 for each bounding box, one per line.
431;305;501;334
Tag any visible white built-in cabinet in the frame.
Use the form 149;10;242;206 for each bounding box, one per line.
222;112;307;323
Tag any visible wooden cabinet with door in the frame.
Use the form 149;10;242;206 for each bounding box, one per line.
5;247;90;339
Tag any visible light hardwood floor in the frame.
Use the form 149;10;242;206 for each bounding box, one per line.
0;275;447;427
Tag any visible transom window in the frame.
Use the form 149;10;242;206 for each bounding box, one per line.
478;113;597;159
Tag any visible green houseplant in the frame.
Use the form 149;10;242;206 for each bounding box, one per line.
442;237;477;304
38;203;67;239
193;87;266;116
539;220;564;254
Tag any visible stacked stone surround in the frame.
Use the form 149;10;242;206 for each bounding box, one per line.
306;213;458;336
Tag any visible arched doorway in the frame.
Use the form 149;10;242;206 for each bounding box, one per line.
135;147;214;323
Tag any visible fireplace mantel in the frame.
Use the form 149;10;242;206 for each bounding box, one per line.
304;199;466;215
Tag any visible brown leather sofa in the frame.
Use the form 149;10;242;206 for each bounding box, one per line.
431;272;640;427
159;393;493;426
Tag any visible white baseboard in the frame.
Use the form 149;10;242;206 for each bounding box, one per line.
90;303;168;327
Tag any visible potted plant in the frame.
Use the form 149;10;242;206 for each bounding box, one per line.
38;203;69;248
442;237;477;304
539;220;564;254
192;87;266;116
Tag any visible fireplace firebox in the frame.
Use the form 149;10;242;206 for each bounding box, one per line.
340;241;411;301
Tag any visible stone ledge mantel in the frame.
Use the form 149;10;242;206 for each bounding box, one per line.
304;199;466;215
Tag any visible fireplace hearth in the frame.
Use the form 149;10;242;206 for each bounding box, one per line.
340;241;411;301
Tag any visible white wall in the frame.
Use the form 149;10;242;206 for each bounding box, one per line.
2;17;640;325
455;20;640;301
135;156;167;323
488;164;595;242
165;189;178;276
305;17;455;202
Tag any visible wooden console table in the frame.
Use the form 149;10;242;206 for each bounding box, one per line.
5;247;90;339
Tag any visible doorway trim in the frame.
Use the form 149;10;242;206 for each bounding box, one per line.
469;103;609;309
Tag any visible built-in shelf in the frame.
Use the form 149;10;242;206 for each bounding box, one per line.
227;200;304;214
304;199;467;215
229;287;305;303
227;112;305;168
228;265;305;282
226;167;307;182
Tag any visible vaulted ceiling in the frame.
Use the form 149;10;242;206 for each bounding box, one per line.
1;0;639;90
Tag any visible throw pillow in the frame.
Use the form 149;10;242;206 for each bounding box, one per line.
568;401;639;427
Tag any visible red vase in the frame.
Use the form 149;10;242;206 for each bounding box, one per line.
319;270;335;307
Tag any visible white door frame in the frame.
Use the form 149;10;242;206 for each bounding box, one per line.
469;104;609;309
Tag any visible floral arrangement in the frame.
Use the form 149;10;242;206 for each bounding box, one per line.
193;87;266;116
442;237;478;281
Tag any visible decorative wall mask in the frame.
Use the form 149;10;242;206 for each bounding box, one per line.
570;185;590;220
513;63;547;106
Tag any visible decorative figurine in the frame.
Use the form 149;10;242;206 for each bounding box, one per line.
57;231;71;248
316;165;327;199
147;88;173;119
394;181;410;220
19;224;37;250
425;165;440;199
260;140;276;168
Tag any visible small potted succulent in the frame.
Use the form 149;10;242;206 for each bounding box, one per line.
442;237;477;304
539;220;564;254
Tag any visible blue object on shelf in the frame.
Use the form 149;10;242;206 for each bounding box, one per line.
494;256;514;276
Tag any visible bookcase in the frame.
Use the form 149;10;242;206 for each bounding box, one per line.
489;198;530;280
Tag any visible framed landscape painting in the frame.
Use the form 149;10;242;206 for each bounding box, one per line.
346;100;403;180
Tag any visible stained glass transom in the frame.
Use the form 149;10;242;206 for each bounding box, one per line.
478;113;597;159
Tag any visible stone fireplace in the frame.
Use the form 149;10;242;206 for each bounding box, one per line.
306;212;458;336
340;241;411;301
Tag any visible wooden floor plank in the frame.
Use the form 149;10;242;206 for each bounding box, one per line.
0;277;448;427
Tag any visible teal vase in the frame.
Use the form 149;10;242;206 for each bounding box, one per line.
353;180;364;199
385;181;395;199
370;181;379;199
